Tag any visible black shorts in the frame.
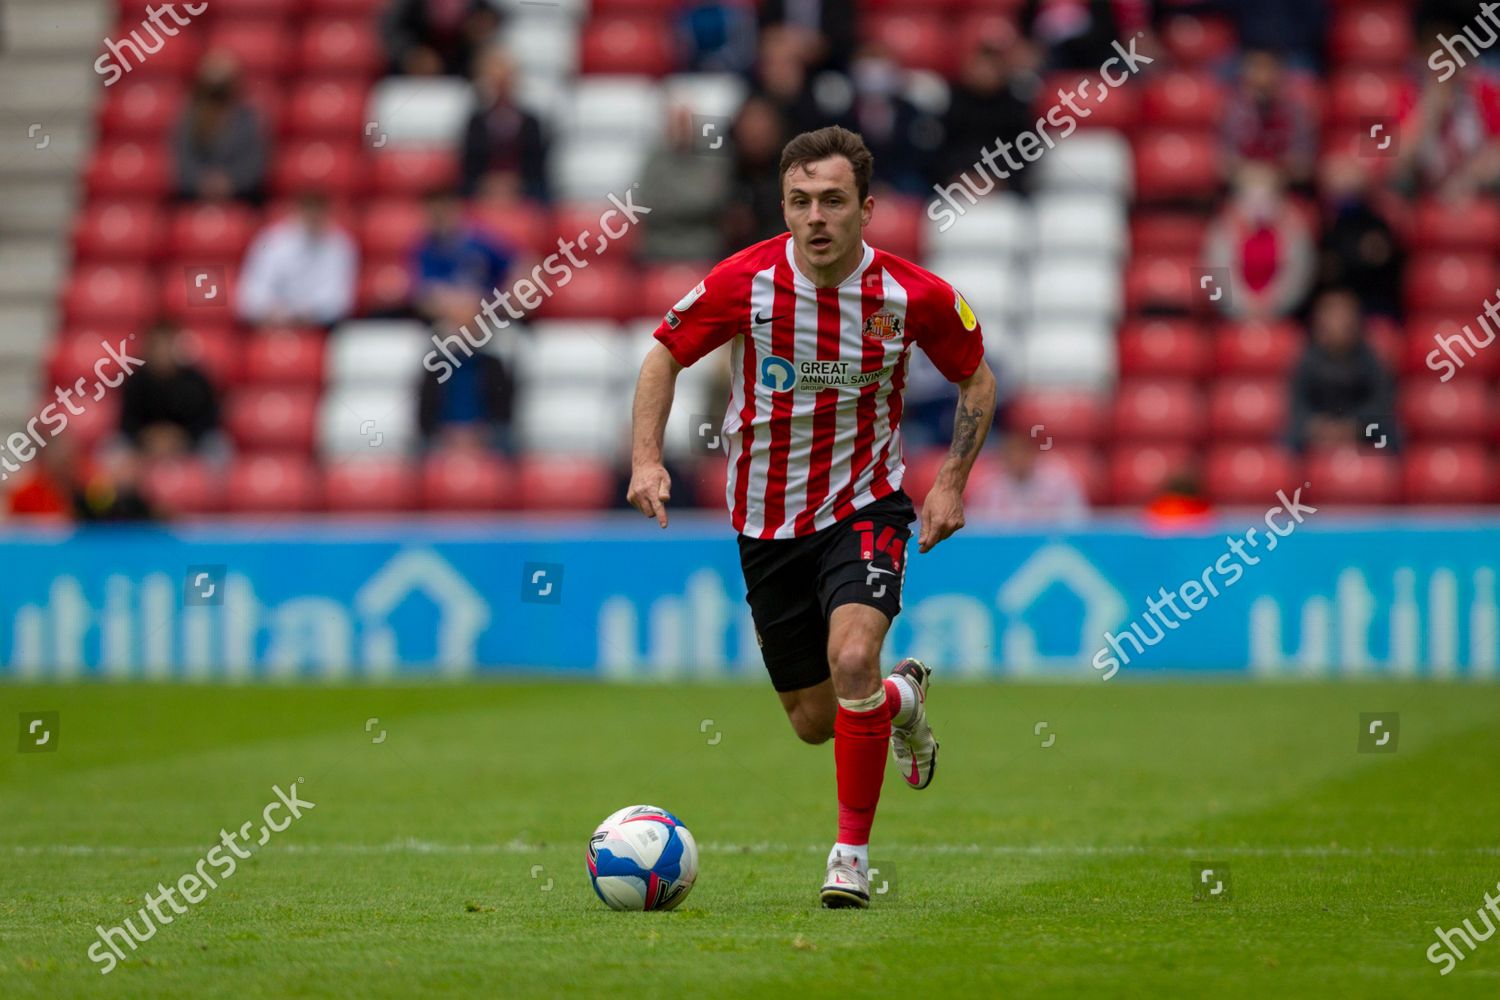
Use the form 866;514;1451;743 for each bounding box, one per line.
737;490;916;693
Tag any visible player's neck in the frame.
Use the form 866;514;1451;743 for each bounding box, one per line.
792;239;865;288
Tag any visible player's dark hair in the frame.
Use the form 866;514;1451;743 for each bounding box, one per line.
779;126;874;201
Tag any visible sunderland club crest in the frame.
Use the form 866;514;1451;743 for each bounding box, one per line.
862;310;903;341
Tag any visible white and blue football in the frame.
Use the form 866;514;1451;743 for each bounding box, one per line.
586;804;698;911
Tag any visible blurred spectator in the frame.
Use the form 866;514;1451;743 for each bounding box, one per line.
418;300;517;453
1392;71;1500;199
1222;49;1317;189
72;450;157;523
1288;289;1400;453
725;96;791;247
1229;0;1328;73
5;440;75;520
1022;0;1138;71
174;51;267;203
750;25;845;139
460;47;549;203
847;45;941;196
937;29;1039;196
412;188;514;321
759;0;855;72
638;105;731;262
967;429;1089;523
237;191;358;328
1203;163;1316;320
1316;155;1404;319
119;322;222;458
1144;470;1212;526
383;0;502;77
680;0;757;74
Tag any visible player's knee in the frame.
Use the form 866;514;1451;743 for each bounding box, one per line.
827;636;882;691
790;711;833;745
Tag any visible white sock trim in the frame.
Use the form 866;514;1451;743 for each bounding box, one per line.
837;687;887;713
830;842;870;872
888;674;916;726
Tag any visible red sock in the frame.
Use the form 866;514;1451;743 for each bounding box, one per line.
882;677;902;721
834;696;891;846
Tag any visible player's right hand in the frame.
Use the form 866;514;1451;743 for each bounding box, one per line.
626;463;672;528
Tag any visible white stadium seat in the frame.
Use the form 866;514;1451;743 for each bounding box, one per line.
514;322;629;385
1034;192;1128;259
319;386;420;456
923;191;1033;258
502;14;581;80
327;321;432;386
565;77;665;143
920;257;1025;326
517;386;622;457
366;78;473;146
1035;129;1133;196
550;138;647;201
1020;320;1117;389
1029;256;1122;322
662;73;749;120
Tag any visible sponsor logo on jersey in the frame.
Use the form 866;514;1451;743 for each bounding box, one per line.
673;280;707;312
760;355;894;391
954;289;977;331
760;355;797;390
862;310;903;341
663;309;680;329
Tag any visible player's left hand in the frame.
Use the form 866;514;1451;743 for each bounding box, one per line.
918;482;965;553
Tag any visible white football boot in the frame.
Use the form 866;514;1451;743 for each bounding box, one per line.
820;849;870;909
890;658;938;789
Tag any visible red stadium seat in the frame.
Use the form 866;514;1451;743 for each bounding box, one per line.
1208;377;1288;440
1007;389;1109;445
53;391;120;451
270;140;366;197
1131;212;1207;256
1403;444;1495;504
224;387;320;452
1405;253;1497;314
1037;72;1140;131
861;13;953;76
1408;314;1500;379
62;264;158;325
324;459;419;512
73;202;164;263
98;78;185;138
579;16;675;76
1140;70;1227;129
641;261;713;317
1409;197;1500;252
85;141;172;199
159;261;239;322
307;0;386;13
242;328;325;386
1111;380;1206;442
168;203;258;260
863;195;923;261
175;324;240;387
552;200;639;258
1214;320;1303;376
142;456;224;515
1048;443;1109;506
472;200;552;257
226;454;322;513
299;19;385;77
48;328;134;386
532;262;637;322
355;257;413;315
1117;319;1210;379
369;148;458;196
104;22;200;79
206;20;292;77
358;197;429;258
1325;70;1416;126
1399;379;1492;439
421;449;515;510
1161;15;1237;66
285;79;370;139
1124;255;1197;314
1133;130;1220;204
1304;445;1400;504
1108;443;1196;505
1329;4;1413;67
1205;444;1300;504
213;0;296;15
515;455;613;510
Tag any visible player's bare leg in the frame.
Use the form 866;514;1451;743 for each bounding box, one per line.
777;680;835;744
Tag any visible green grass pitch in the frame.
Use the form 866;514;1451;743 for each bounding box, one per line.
3;680;1499;998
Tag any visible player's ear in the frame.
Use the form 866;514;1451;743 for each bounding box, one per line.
861;195;874;227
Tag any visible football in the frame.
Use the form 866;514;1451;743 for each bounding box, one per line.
586;805;699;911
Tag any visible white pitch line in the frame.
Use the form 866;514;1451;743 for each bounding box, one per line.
6;840;1500;858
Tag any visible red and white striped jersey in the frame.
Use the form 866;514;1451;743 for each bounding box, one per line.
654;233;985;539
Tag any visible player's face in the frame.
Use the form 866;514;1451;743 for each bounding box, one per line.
782;156;873;273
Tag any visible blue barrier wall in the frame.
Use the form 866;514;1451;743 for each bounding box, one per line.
1;516;1496;680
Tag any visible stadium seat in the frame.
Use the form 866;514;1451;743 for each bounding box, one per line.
1124;254;1197;314
213;0;296;15
270;140;367;197
243;328;326;386
862;13;953;76
48;327;133;386
1133;130;1220;204
226;454;322;513
516;387;622;457
1108;443;1196;505
369;148;459;196
1409;197;1500;252
1161;15;1237;66
169;203;258;261
85;141;172;199
1326;70;1415;126
579;16;675;76
925;258;1023;328
1007;389;1110;445
1409;314;1500;379
175;324;240;387
551;200;640;258
206;20;292;78
324;458;420;512
356;258;413;315
61;264;157;325
327;320;430;384
1111;380;1206;442
1402;444;1495;504
224;387;320;452
1205;444;1300;505
1405;253;1498;314
142;456;224;515
1140;70;1227;129
421;448;516;511
549;137;649;201
299;19;384;77
106;23;200;79
922;192;1032;257
99;78;185;139
861;195;923;261
1304;446;1400;505
1399;380;1492;439
158;261;239;323
1031;257;1121;321
471;200;552;258
515;455;614;510
1131;212;1208;256
564;76;667;142
1329;4;1413;67
366;78;474;146
1214;320;1303;376
1117;319;1210;379
1048;444;1109;506
1037;73;1140;131
318;386;420;456
1035;130;1133;196
532;263;637;322
1035;193;1128;258
515;322;627;385
641;262;714;317
357;197;429;257
662;72;749;120
1208;378;1288;441
1020;321;1116;389
285;79;370;140
73;202;164;262
503;12;582;80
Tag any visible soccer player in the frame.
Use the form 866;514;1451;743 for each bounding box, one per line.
627;126;997;908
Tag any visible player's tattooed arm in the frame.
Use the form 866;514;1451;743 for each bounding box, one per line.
919;360;996;553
